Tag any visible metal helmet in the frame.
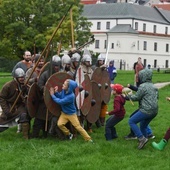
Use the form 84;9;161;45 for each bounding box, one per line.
14;68;25;78
97;53;106;61
52;55;61;66
61;54;71;66
71;53;81;62
82;54;92;65
34;54;41;63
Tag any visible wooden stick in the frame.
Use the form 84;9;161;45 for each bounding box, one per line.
124;91;134;106
57;40;62;55
10;4;73;113
45;109;49;132
70;8;75;48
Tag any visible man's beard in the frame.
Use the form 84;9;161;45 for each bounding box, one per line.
25;58;31;62
65;66;70;72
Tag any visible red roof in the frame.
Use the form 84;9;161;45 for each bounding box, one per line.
80;0;99;4
152;4;170;11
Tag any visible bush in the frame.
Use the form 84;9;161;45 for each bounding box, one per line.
0;57;18;72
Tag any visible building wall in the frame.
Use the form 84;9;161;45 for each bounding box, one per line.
87;18;170;69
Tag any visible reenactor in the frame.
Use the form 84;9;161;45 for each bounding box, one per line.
0;68;30;139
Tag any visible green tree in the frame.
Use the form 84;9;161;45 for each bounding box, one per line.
0;0;92;60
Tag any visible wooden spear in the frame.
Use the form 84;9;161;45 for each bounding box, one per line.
10;4;73;112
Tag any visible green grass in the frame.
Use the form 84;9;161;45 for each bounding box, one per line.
0;71;170;170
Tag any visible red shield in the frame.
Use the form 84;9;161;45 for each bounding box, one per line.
86;81;101;123
75;66;85;110
80;74;92;116
75;67;92;116
44;72;72;117
27;83;40;118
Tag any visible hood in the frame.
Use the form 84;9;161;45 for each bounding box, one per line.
139;68;152;84
67;80;78;94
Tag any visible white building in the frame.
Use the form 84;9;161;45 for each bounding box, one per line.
82;3;170;70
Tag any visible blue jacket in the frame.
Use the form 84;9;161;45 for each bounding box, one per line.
51;80;78;115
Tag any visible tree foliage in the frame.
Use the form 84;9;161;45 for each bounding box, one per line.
0;0;92;60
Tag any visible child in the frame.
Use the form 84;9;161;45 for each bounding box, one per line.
124;84;155;140
105;84;126;141
49;79;93;142
107;61;117;84
126;69;158;149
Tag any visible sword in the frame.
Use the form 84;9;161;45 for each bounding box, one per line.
104;41;110;65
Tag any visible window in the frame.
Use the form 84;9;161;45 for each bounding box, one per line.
165;60;169;68
165;27;168;34
97;22;101;30
143;23;146;31
143;41;147;50
137;41;139;50
154;42;157;51
153;25;156;33
135;22;138;30
111;43;114;49
154;60;157;68
166;44;169;52
106;22;110;29
104;40;107;49
95;40;99;48
144;59;147;68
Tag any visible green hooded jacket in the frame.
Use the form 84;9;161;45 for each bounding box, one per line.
128;69;158;115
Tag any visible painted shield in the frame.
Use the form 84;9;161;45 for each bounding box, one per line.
75;66;85;110
27;83;40;118
80;74;92;116
75;66;92;116
44;72;72;117
91;68;111;104
86;81;101;123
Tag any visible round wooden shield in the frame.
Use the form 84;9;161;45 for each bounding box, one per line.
27;83;40;118
80;74;92;116
91;67;102;86
75;66;85;110
101;70;111;104
86;81;101;123
44;72;72;117
91;68;111;104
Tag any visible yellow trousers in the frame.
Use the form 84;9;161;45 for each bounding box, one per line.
58;112;91;141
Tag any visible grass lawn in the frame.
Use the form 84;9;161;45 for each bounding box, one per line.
0;70;170;170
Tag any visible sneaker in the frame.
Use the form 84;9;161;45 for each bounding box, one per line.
88;139;94;144
68;133;73;140
16;130;22;133
138;137;148;149
147;134;155;139
124;134;137;140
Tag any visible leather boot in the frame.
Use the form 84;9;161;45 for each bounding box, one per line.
95;119;101;128
21;123;30;139
99;117;105;126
